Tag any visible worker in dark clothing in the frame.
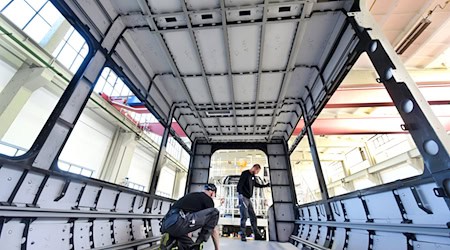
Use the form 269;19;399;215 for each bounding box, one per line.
237;164;270;241
159;183;220;250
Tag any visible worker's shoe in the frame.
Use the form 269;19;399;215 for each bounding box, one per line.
239;233;247;242
254;233;264;241
159;233;177;250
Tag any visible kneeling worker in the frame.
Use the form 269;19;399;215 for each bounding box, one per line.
159;183;220;250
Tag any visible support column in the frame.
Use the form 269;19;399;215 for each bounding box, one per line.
300;101;334;224
0;66;54;139
341;160;355;193
349;9;450;206
41;20;71;52
148;112;173;196
99;129;137;185
31;50;106;169
266;142;298;242
172;169;187;199
300;102;329;202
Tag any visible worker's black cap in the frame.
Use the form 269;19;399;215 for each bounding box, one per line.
204;183;217;192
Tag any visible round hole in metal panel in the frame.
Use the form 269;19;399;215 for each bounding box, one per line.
370;41;377;52
402;99;414;113
385;68;393;80
423;140;439;155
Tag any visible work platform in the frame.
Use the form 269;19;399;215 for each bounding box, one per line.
145;237;299;250
204;237;298;250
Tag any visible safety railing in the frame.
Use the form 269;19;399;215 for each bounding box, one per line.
218;184;268;218
0;140;27;157
58;159;95;177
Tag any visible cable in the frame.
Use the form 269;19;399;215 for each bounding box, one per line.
425;0;450;19
369;0;378;11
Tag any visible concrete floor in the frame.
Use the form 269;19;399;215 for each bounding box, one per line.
202;237;298;250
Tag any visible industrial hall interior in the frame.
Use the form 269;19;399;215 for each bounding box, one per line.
0;0;449;250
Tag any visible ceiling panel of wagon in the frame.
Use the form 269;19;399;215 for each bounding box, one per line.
66;0;357;143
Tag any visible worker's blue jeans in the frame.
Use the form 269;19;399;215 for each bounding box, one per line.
238;194;259;236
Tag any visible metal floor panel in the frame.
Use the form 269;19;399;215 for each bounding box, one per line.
203;237;298;250
144;238;299;250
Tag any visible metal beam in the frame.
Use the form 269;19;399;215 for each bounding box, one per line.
149;0;307;19
0;206;163;219
94;237;161;250
293;116;450;135
295;220;450;237
267;2;314;141
300;101;330;204
220;0;239;135
148;106;174;197
327;82;450;108
136;0;210;142
252;0;269;135
349;6;450;207
290;235;330;250
179;0;224;136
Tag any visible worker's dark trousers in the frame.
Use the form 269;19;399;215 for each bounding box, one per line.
161;207;219;250
238;194;259;236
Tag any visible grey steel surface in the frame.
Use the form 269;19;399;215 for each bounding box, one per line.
143;237;299;250
54;0;356;143
295;220;450;237
203;237;298;250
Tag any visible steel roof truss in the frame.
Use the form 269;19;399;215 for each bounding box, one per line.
136;0;210;141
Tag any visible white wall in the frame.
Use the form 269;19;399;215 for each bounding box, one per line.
177;176;186;199
59;108;116;176
127;146;155;191
156;166;176;198
0;58;17;92
2;87;58;149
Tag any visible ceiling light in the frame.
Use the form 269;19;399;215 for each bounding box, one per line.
395;18;431;55
205;110;232;117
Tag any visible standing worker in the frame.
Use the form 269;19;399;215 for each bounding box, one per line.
159;183;220;250
237;164;270;241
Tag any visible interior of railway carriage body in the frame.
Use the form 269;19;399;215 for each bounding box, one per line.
0;0;449;249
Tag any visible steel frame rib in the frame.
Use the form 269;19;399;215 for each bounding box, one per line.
142;16;304;33
295;220;450;237
116;37;171;116
177;69;293;78
136;0;210;141
179;0;224;136
0;206;163;219
95;238;161;250
267;2;314;141
252;0;269;135
220;0;238;135
150;0;307;19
